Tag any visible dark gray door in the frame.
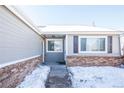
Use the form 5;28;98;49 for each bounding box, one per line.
45;39;64;63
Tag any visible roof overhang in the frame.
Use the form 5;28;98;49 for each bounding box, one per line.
4;5;45;38
39;25;124;35
41;31;123;35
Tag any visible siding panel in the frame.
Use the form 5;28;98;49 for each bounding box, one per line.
0;6;43;64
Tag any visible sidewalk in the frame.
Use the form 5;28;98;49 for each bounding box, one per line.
45;65;71;88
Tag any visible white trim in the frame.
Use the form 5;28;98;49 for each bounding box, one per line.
41;31;122;35
42;40;45;62
0;55;41;69
79;36;108;53
46;39;63;52
120;35;123;56
66;54;120;57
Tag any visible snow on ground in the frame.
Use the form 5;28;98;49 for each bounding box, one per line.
17;65;50;88
68;66;124;88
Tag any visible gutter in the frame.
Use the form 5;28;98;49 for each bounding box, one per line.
119;35;122;56
4;5;45;39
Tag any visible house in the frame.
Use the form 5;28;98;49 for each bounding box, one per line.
39;25;124;66
0;5;124;87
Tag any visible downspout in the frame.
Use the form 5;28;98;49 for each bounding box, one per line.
42;36;46;63
119;34;122;56
65;35;68;65
42;39;45;62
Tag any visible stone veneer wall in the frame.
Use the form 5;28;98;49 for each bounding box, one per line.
66;56;124;67
0;56;43;88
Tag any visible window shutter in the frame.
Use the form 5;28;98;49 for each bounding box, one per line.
73;36;78;53
108;36;112;53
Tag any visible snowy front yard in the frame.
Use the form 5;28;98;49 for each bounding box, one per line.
68;66;124;88
17;65;50;88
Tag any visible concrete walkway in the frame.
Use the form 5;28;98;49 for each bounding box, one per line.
45;65;71;88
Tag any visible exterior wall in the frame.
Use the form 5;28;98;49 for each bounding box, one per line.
66;56;123;67
0;6;43;87
66;34;120;56
65;34;121;66
0;56;42;88
0;6;43;64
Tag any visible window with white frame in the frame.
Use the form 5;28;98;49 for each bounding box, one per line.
79;36;107;53
47;39;63;52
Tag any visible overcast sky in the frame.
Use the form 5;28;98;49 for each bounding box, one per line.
17;5;124;29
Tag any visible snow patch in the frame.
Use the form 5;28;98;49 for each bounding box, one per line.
68;66;124;88
17;65;50;88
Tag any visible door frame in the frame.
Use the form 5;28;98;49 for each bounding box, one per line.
45;38;65;63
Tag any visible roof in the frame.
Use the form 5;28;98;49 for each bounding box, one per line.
39;25;123;35
40;25;117;32
4;5;45;38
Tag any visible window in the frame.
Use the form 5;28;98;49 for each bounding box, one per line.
47;39;63;52
79;36;107;53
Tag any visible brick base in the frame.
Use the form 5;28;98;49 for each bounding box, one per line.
0;56;43;88
66;56;124;67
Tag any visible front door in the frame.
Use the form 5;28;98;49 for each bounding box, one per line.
45;38;64;64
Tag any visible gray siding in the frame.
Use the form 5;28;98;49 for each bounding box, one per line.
45;52;64;63
0;6;43;64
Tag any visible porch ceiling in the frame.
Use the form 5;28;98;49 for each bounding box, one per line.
44;34;65;38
